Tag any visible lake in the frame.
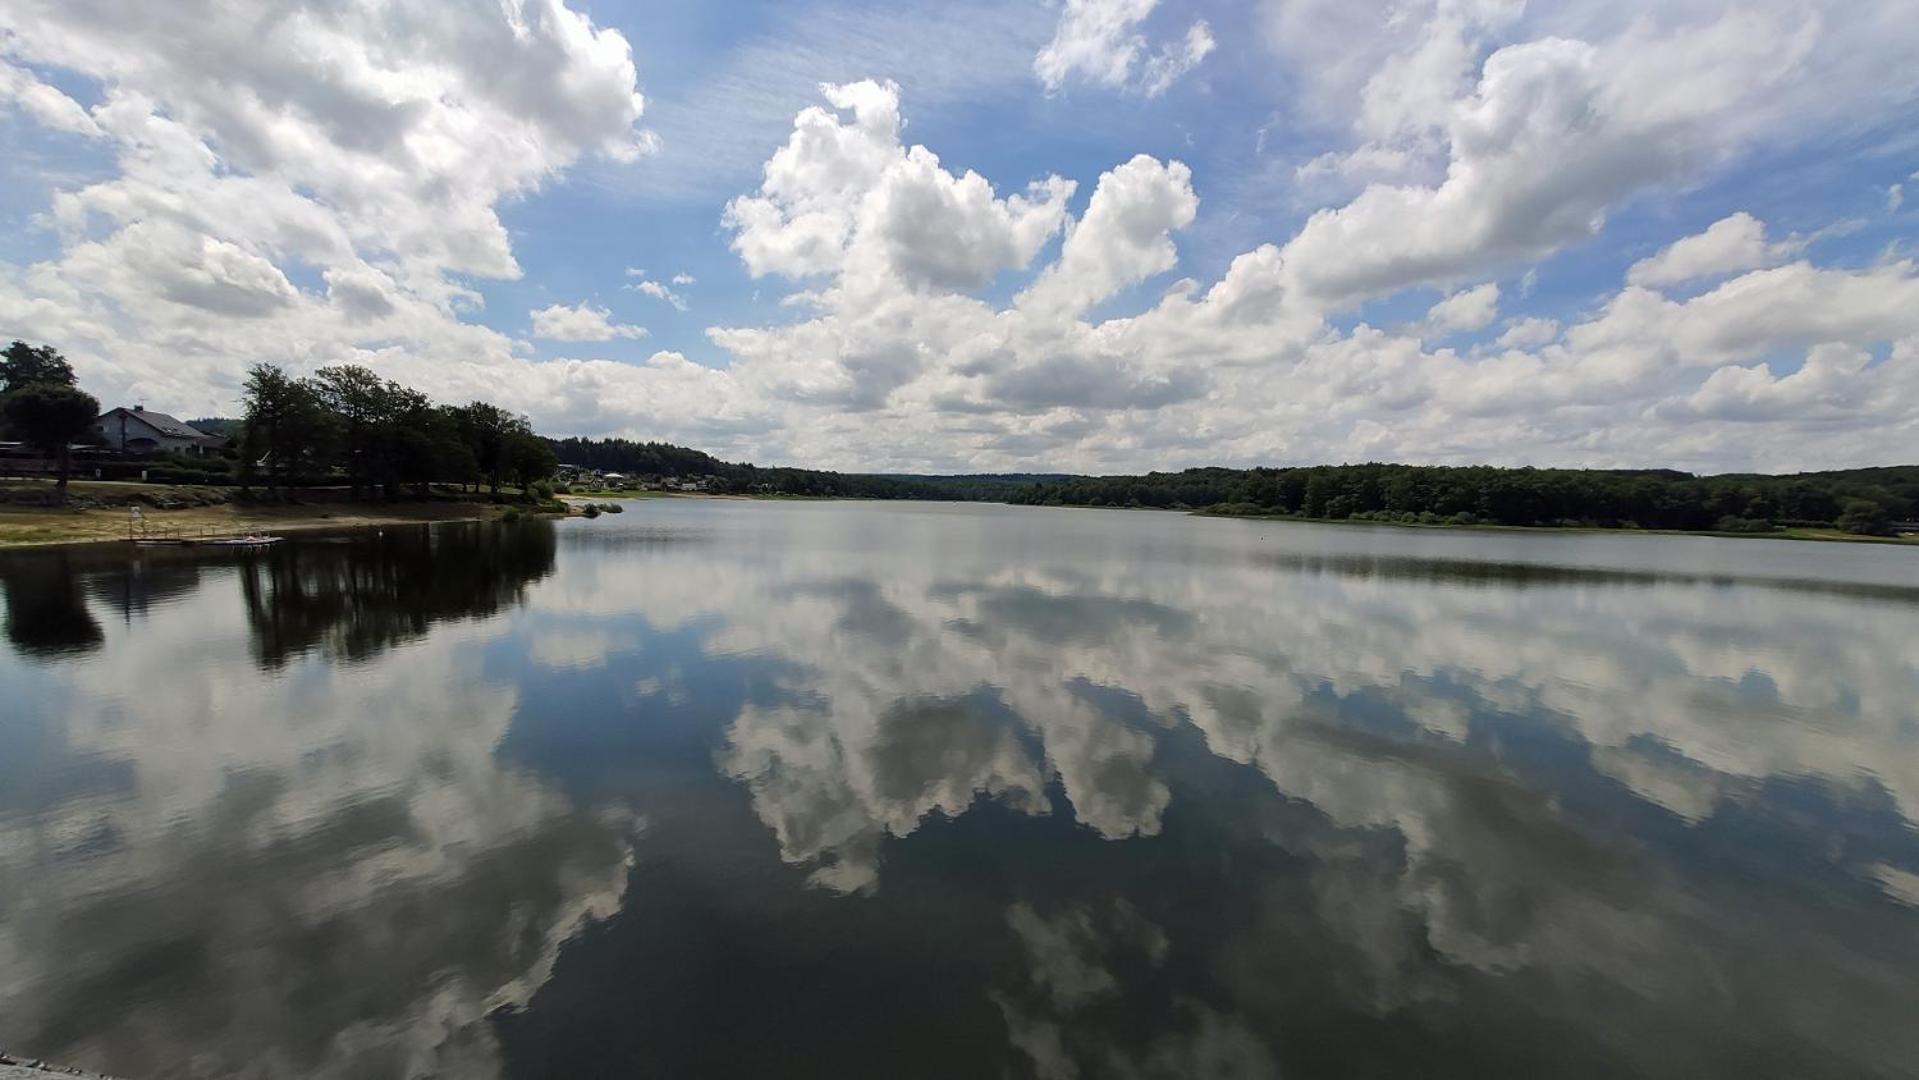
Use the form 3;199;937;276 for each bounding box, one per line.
2;500;1917;1078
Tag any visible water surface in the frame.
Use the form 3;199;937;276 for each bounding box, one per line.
2;502;1917;1078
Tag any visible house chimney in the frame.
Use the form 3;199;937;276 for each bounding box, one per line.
134;404;144;412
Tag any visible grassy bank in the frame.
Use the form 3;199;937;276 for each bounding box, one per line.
0;480;538;548
559;488;686;499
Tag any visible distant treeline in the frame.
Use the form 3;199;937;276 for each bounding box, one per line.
543;436;728;478
546;435;1912;534
543;435;1053;501
1009;464;1917;536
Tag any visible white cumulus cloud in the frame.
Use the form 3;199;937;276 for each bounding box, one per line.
531;301;647;342
1627;212;1801;288
1425;283;1500;334
723;80;1075;294
1035;0;1214;96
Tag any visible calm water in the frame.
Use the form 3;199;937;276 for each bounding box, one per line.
2;502;1918;1078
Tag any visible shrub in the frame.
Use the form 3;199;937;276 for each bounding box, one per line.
600;501;625;514
145;465;228;485
581;504;602;519
1836;500;1893;536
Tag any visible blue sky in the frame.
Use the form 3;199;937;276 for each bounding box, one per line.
0;0;1915;472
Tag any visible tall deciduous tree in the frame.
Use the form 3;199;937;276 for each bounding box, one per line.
0;341;74;393
240;364;334;493
4;383;100;495
451;401;528;498
507;431;558;496
1837;499;1893;536
391;404;477;498
0;340;82;443
313;364;392;498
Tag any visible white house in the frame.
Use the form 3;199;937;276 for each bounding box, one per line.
94;406;224;456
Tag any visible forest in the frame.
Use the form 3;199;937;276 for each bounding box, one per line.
1008;463;1917;536
543;433;1913;535
545;435;1053;501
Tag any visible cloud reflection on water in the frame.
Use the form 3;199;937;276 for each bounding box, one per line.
522;503;1919;1076
0;525;635;1079
3;504;1918;1078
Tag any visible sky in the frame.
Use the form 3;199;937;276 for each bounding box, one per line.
0;0;1915;474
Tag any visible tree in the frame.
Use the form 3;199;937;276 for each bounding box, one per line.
0;341;74;393
1836;499;1893;537
364;383;432;499
1303;474;1331;518
313;364;394;498
1244;469;1279;509
507;431;558;496
381;393;472;498
4;383;100;495
240;364;334;493
1;341;80;442
427;405;481;492
452;401;528;498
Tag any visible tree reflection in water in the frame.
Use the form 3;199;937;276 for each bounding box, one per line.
239;521;557;668
0;548;103;658
0;519;614;1080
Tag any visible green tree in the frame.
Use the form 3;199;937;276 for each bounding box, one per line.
240;364;334;493
1836;499;1893;537
427;405;481;492
452;401;529;498
0;341;81;442
0;341;75;393
1244;469;1279;508
367;383;433;499
313;364;395;498
1303;474;1331;518
507;431;558;497
376;390;471;498
4;383;100;495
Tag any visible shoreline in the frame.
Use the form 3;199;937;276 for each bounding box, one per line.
6;486;1914;550
0;498;518;550
1190;508;1919;545
1;1050;117;1078
573;493;1919;545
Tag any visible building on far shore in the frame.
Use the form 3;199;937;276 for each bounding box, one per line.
94;405;226;456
